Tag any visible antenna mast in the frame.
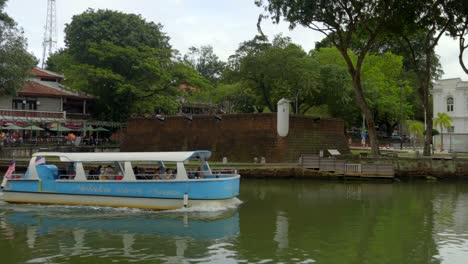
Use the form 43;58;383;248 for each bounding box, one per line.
41;0;57;69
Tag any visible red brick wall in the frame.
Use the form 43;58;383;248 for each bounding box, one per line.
121;113;349;162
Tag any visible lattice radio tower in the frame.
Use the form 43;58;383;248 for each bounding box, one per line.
41;0;57;69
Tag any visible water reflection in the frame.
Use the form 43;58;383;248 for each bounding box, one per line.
0;204;239;263
1;181;468;263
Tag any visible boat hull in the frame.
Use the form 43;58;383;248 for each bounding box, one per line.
2;191;241;210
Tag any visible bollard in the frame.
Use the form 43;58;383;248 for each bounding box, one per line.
261;157;266;164
222;157;228;164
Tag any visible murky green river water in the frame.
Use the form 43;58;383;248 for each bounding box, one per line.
1;180;468;264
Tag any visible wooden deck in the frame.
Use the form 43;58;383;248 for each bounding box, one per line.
301;154;394;178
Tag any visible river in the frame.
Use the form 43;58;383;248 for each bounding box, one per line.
1;179;468;264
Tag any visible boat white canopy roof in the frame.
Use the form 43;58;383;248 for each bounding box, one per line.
32;151;212;162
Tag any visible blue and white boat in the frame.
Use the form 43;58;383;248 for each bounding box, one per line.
1;151;240;210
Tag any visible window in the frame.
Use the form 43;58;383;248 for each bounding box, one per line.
12;99;37;110
466;97;468;112
447;97;454;112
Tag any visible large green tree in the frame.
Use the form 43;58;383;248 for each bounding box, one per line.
183;45;226;86
313;47;411;135
0;0;36;95
47;9;209;121
226;35;320;113
396;0;452;155
257;0;409;155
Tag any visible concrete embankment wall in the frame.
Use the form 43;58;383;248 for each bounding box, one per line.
121;113;349;163
237;158;468;180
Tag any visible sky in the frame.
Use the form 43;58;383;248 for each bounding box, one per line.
4;0;467;80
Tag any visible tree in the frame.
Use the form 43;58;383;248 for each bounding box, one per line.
397;0;452;156
446;0;468;74
183;45;226;85
407;120;424;150
312;47;411;135
47;9;210;121
433;112;453;151
227;35;320;113
256;0;407;155
0;0;37;95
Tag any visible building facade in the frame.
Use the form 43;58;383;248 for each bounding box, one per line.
433;78;468;133
432;78;468;152
0;67;93;123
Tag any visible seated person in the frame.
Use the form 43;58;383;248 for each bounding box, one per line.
165;168;175;179
194;166;204;179
99;165;114;180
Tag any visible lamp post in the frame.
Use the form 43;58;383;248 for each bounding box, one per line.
295;89;301;114
399;83;405;150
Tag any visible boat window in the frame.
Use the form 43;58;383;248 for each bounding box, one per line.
133;163;175;180
84;163;123;181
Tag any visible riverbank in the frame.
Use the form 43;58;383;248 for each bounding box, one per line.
2;157;468;181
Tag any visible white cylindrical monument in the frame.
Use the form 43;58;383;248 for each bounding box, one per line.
277;98;290;137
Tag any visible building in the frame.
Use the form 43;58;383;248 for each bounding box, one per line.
432;78;468;133
0;67;93;123
432;78;468;152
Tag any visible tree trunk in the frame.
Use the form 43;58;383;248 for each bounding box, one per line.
422;52;433;156
351;77;380;155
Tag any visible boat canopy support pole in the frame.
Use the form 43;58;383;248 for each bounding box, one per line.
176;162;188;180
123;162;136;181
28;157;39;180
74;162;86;181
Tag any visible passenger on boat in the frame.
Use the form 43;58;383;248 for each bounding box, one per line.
154;167;161;180
99;165;114;180
67;163;76;179
165;168;175;179
195;166;204;179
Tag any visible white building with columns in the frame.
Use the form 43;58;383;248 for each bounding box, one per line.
433;78;468;151
433;78;468;133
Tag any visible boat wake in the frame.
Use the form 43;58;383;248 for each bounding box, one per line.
0;196;243;215
169;197;243;213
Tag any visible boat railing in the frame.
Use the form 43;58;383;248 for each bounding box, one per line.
135;173;175;180
85;174;124;181
6;174;26;180
211;169;238;175
58;174;76;180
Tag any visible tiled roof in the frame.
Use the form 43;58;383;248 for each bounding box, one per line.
31;67;64;79
18;80;94;99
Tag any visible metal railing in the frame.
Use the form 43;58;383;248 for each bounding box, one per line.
0;109;65;120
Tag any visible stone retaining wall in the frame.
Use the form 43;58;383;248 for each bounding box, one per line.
121;113;350;163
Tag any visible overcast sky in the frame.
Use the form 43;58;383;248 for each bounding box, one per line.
5;0;467;80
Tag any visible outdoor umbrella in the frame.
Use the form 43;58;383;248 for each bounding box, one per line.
49;126;72;132
23;125;45;142
2;124;25;130
94;127;110;143
23;125;45;131
94;127;109;132
80;126;95;132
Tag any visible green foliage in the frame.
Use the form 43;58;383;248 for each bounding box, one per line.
406;120;424;138
434;112;453;151
46;9;211;121
183;45;226;85
226;35;320;113
0;0;37;96
313;47;410;132
434;112;453;133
